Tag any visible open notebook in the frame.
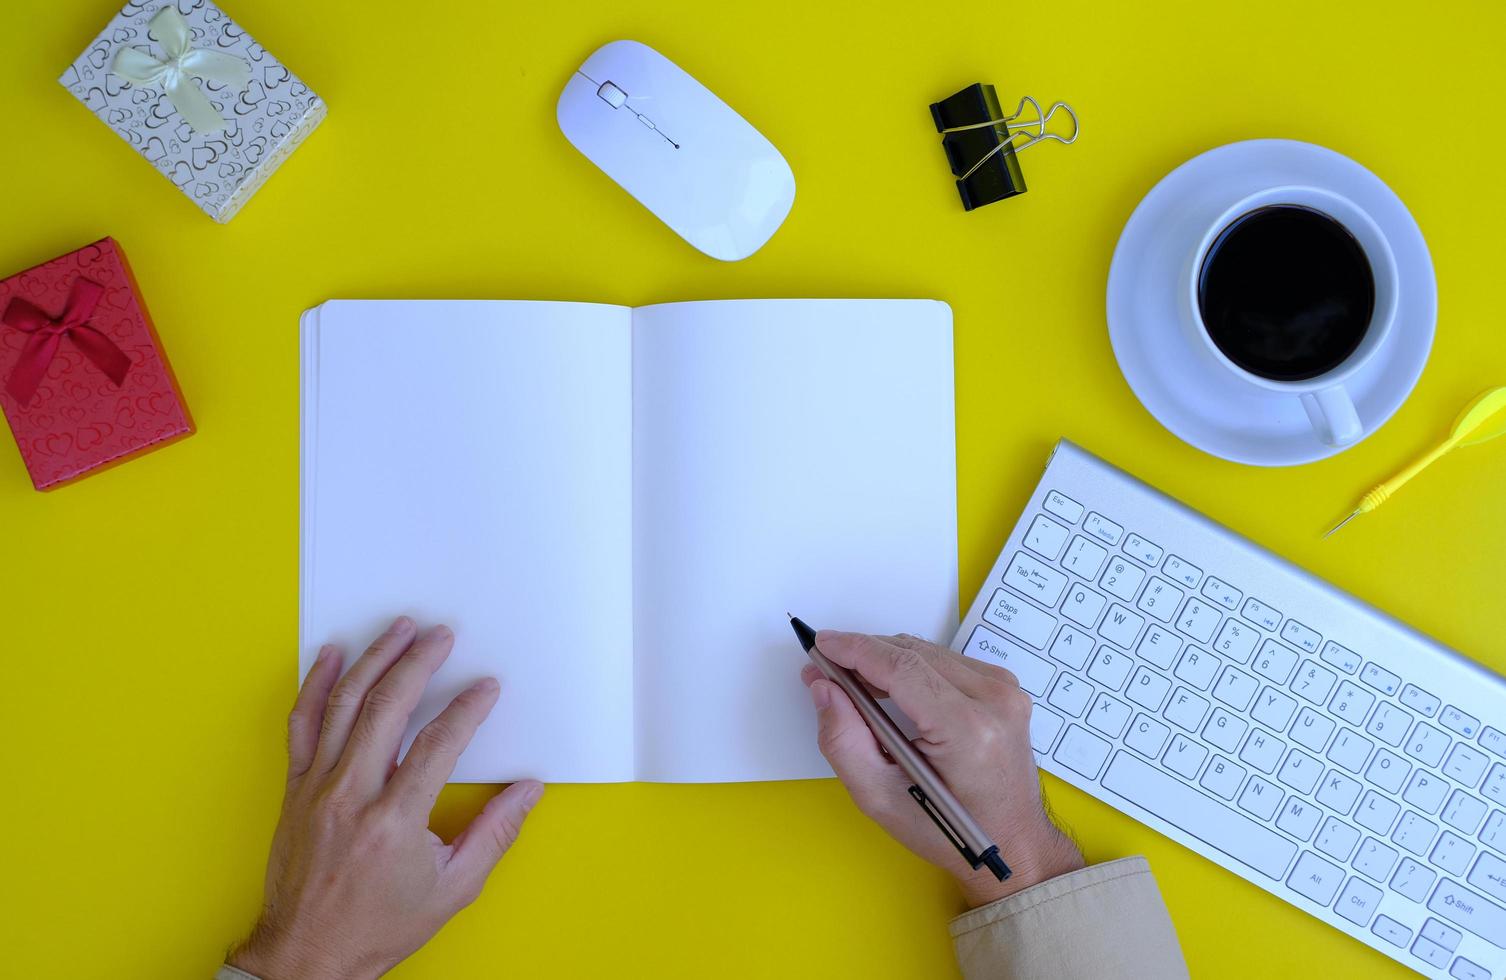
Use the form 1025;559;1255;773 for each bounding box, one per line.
300;299;958;782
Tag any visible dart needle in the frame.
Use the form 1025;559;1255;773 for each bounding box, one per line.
1324;511;1360;539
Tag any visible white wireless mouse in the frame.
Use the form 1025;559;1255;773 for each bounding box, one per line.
557;40;796;262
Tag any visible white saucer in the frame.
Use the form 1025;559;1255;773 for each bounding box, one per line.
1106;139;1437;466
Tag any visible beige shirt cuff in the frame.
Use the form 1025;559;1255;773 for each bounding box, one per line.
216;966;261;980
950;856;1188;980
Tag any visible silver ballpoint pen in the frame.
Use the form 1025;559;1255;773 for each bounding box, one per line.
790;615;1010;881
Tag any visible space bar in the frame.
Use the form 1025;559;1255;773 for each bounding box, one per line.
1101;753;1298;880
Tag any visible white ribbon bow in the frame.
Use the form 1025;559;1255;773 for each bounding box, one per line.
111;7;251;134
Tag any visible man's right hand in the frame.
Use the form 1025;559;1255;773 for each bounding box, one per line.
801;631;1085;908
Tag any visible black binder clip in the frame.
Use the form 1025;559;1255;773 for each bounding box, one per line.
929;84;1079;211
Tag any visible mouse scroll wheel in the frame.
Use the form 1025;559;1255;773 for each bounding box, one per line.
597;81;628;108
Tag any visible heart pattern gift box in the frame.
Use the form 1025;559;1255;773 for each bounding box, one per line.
59;0;326;223
0;239;194;491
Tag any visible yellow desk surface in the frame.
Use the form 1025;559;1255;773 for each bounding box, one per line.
3;0;1504;976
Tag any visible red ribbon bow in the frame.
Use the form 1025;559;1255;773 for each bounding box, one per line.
3;278;131;407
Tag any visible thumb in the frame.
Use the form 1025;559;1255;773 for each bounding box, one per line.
447;779;544;899
810;679;904;815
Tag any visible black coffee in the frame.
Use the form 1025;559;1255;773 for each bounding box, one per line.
1197;205;1375;381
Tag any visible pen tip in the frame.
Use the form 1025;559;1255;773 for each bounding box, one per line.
786;612;793;620
1323;511;1358;539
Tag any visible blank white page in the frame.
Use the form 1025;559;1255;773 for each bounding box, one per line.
630;300;958;782
301;300;635;782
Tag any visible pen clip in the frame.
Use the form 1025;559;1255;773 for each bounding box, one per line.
908;784;984;869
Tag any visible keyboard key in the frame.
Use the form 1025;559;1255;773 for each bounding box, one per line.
1061;584;1108;629
1053;725;1112;779
1173;647;1220;691
1278;749;1323;795
1354;836;1399;881
1201;756;1246;800
1317;770;1363;814
1237;774;1284;820
1445;744;1490;788
1253;639;1299;685
1163;734;1209;778
1281;620;1322;654
1046;673;1093;717
1003;551;1070;607
1360;662;1402;697
1087;646;1134;690
1292;661;1338;705
1425;920;1462;956
1126;666;1172;711
1451;958;1489;980
1201;576;1241;610
1136;578;1184;623
1048;624;1093;669
1023;514;1070;560
974;633;1056;697
1121;532;1162;567
1163;555;1202;589
1335;875;1383;926
1400;683;1441;717
1432;831;1475;878
1252;687;1299;732
1125;714;1170;758
1276;797;1324;840
1484;765;1506;806
1427;879;1506;948
1320;641;1362;674
1102;753;1297;879
1241;597;1282;632
1099;558;1146;603
1366;702;1415;748
1212;666;1259;712
1442;791;1488;835
1042;490;1084;524
1403;771;1448;815
1288;851;1344;903
1203;708;1248;753
1483;812;1505;849
1291;707;1337;753
1086;693;1133;739
1211;619;1258;664
1316;816;1362;861
1083;511;1123;546
1442;705;1482;739
1239;729;1285;774
1483;726;1506;759
1357;792;1402;835
983;589;1056;648
1175;598;1221;644
1137;624;1180;669
1062;535;1110;579
1372;914;1412;948
1467;851;1506;905
1028;705;1065;754
1327;729;1373;774
1098;604;1145;649
1365;749;1410;794
1392;856;1437;903
1164;688;1210;732
1329;680;1376;727
1412;935;1451;969
1392;811;1438;855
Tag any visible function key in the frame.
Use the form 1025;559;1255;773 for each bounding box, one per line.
1201;576;1241;610
1043;490;1084;524
1122;532;1163;567
1359;662;1401;697
1481;727;1506;759
1083;512;1123;546
1241;597;1282;632
1023;514;1070;560
1321;641;1362;675
1163;555;1202;589
1280;619;1322;655
1441;706;1481;739
1399;683;1441;718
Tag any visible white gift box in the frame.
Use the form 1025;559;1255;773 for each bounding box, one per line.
60;0;326;222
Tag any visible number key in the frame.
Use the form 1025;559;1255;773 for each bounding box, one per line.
1365;702;1414;748
1176;598;1221;643
1136;577;1184;623
1099;558;1146;603
1291;660;1338;704
1328;680;1375;726
1212;618;1258;663
1062;535;1108;579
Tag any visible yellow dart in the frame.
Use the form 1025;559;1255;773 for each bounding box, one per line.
1326;386;1506;538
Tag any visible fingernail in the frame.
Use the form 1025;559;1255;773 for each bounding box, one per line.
470;677;500;697
521;781;544;809
391;616;414;633
815;629;850;645
315;644;335;665
810;679;833;710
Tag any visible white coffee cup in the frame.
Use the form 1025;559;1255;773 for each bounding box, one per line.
1179;185;1400;447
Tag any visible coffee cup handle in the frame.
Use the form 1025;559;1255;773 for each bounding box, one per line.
1300;385;1363;447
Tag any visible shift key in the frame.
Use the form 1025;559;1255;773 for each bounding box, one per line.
983;588;1056;649
1428;880;1506;948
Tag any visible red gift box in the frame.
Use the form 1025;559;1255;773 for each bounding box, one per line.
0;239;193;490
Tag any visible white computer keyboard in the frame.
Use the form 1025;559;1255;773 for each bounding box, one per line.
952;441;1506;980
